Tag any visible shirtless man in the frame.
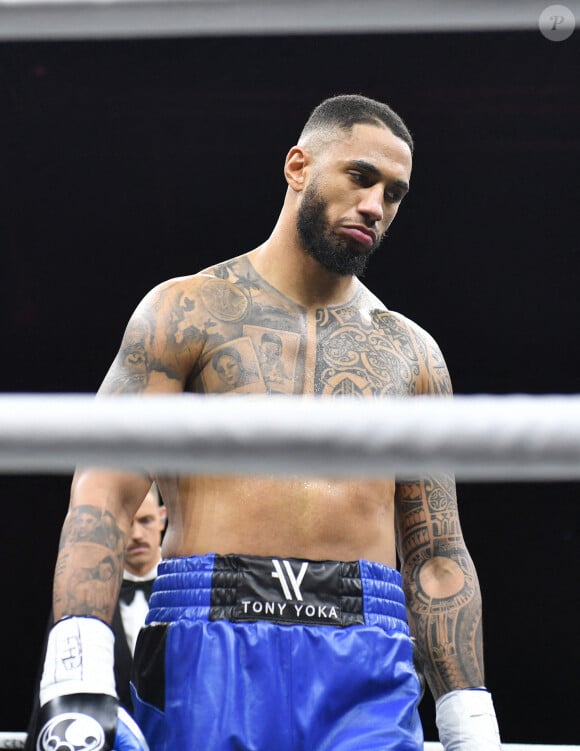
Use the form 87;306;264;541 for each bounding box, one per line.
35;94;501;751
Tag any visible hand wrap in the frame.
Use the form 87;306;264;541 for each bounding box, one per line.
436;688;501;750
35;616;148;751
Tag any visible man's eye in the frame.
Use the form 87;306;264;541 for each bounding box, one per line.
350;171;368;185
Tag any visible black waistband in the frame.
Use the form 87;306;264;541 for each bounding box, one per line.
210;554;364;627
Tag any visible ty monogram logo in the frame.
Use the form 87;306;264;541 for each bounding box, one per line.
271;559;308;601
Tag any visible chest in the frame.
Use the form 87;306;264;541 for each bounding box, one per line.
192;296;421;397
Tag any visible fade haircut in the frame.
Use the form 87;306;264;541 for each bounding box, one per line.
298;93;414;154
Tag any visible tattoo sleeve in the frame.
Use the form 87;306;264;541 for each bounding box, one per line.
99;283;203;396
396;475;485;700
53;504;125;624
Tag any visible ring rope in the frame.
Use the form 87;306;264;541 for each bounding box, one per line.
0;0;543;41
3;393;580;480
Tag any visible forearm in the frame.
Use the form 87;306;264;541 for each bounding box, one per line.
398;348;500;748
396;474;485;699
53;469;151;623
403;545;485;700
54;505;125;624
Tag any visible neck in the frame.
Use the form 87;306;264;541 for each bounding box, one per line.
250;215;359;309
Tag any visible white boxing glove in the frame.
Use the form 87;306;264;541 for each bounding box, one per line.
35;616;149;751
436;688;501;750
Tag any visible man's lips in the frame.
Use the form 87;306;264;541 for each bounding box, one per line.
127;545;149;554
341;226;376;248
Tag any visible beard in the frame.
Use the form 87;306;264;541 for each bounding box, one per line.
297;183;381;277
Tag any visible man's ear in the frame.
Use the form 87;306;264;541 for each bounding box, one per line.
158;505;168;530
284;146;309;191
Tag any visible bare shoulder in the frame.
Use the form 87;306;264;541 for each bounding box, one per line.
99;253;263;396
389;310;453;396
133;252;255;320
359;285;452;396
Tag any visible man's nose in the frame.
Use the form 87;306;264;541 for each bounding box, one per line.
358;186;384;223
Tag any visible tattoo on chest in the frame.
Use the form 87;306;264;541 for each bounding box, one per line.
192;257;423;397
315;307;421;396
110;255;433;397
193;264;305;395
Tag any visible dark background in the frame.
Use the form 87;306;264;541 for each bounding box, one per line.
0;29;579;743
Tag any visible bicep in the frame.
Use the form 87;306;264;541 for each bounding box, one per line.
395;473;463;566
69;468;153;529
98;282;202;396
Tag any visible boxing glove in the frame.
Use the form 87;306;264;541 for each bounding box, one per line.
35;616;148;751
436;688;501;750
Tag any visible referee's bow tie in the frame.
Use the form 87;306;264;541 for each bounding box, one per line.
119;578;154;605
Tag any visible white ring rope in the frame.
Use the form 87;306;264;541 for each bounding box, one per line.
3;393;580;480
0;0;551;41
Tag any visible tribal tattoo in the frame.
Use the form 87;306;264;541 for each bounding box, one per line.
315;307;423;396
396;475;485;698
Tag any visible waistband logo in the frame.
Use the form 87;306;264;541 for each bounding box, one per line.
271;558;308;601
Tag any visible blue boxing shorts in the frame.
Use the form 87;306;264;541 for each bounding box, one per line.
131;554;424;751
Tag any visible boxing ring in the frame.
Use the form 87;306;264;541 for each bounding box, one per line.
1;2;578;748
4;393;580;480
1;393;580;749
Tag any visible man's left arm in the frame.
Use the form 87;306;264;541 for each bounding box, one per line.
396;472;501;750
395;329;501;749
396;471;483;695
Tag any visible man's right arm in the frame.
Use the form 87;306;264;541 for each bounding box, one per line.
54;277;200;622
36;278;204;750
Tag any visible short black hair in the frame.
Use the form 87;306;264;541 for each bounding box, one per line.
299;93;413;153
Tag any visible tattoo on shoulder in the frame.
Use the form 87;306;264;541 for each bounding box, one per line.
114;319;151;393
105;287;201;393
210;257;264;298
426;339;453;395
168;292;206;346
